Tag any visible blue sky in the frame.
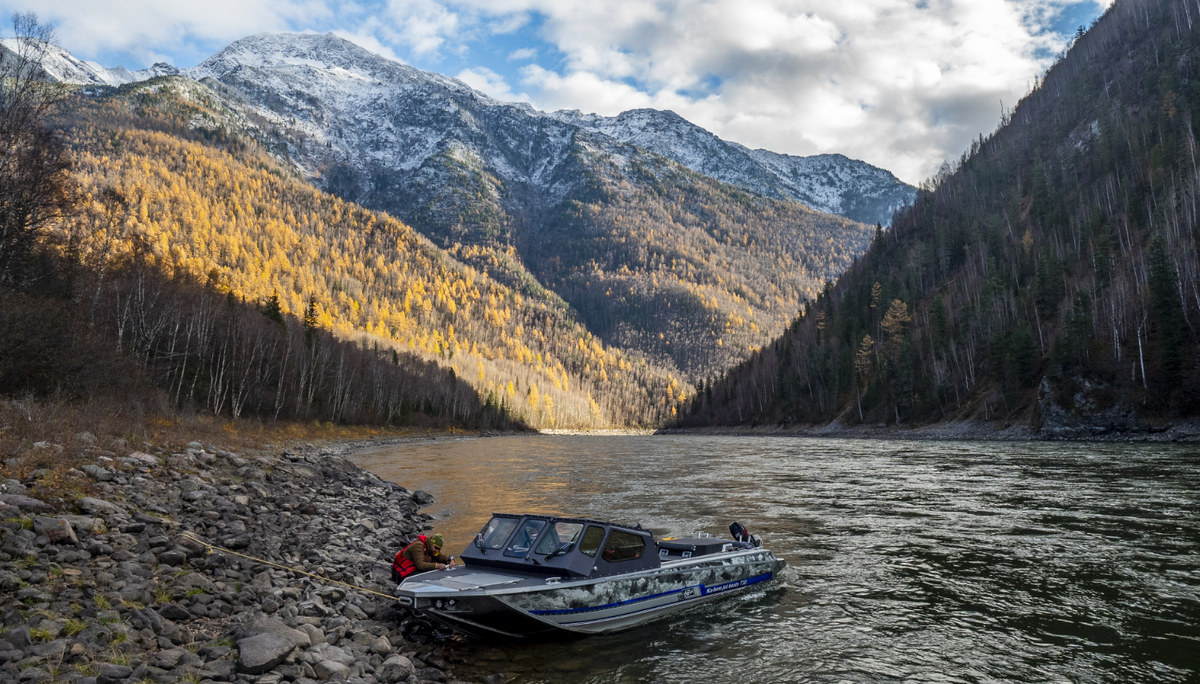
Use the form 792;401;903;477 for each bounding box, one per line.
4;0;1110;184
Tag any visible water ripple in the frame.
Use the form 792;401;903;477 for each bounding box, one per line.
352;436;1200;683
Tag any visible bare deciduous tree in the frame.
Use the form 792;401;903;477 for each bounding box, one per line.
0;13;76;286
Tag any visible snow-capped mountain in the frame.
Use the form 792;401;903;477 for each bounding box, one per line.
179;33;912;226
0;39;175;87
26;32;913;226
554;108;914;225
183;32;590;207
33;32;904;378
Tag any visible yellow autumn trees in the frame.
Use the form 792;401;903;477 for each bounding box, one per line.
58;87;686;428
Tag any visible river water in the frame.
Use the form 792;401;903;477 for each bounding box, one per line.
351;435;1200;683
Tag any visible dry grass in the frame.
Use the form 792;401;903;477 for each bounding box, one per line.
0;395;450;505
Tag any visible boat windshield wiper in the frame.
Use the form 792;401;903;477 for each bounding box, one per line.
545;542;574;559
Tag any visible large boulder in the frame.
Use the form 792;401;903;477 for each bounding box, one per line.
175;532;212;558
17;667;51;683
298;623;326;645
172;572;217;594
29;640;66;659
236;632;295;674
240;614;310;650
305;643;354;666
60;515;105;535
77;497;124;515
283;464;324;481
5;627;31;651
0;648;23;663
126;451;159;466
370;635;391;655
313;660;350;680
151;647;187;669
96;663;133;684
81;464;114;482
157;549;188;566
158;603;193;622
0;494;53;513
379;655;415;683
32;517;77;544
222;534;251;550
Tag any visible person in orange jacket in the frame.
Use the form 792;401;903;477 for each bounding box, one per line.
392;533;455;583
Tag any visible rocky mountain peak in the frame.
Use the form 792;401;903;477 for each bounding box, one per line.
185;32;476;99
25;32;913;225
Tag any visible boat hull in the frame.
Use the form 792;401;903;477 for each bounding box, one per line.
397;548;785;638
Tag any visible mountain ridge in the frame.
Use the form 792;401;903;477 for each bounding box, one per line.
553;107;914;224
154;31;880;379
0;38;177;86
19;31;914;226
27;31;886;385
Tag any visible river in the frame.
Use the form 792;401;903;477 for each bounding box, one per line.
350;435;1200;683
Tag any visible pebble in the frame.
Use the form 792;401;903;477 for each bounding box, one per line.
0;440;476;684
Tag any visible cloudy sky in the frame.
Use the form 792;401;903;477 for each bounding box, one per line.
3;0;1112;184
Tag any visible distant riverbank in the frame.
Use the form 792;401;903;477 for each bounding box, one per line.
659;416;1200;442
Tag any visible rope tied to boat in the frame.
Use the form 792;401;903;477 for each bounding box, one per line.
178;530;400;601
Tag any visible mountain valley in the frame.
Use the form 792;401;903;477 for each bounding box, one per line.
1;31;915;422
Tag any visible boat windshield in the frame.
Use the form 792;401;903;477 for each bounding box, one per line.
504;519;547;557
578;525;606;557
478;517;520;550
534;522;585;555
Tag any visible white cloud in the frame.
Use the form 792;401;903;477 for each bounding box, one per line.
0;0;330;66
2;0;1101;184
431;0;1087;183
488;12;530;34
514;0;1079;183
332;26;408;63
379;0;464;55
456;66;530;102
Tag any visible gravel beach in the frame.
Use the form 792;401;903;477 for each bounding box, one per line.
0;436;484;684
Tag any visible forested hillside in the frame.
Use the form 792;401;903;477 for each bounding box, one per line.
685;0;1200;434
531;153;869;377
344;120;873;382
2;69;692;428
390;142;873;381
169;33;877;381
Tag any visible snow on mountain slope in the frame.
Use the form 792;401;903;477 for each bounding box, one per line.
28;32;912;225
182;32;622;220
554;108;915;225
0;39;177;87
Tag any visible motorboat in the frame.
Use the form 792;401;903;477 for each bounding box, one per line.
394;513;786;638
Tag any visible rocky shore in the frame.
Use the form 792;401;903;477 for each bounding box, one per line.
0;436;485;684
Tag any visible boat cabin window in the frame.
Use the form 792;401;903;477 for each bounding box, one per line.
504;519;547;558
478;517;519;550
534;522;584;555
601;530;645;562
578;525;606;557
